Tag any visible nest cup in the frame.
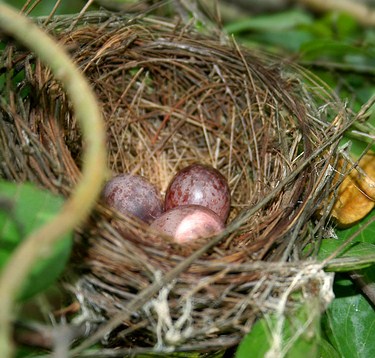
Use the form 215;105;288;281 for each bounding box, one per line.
0;10;348;352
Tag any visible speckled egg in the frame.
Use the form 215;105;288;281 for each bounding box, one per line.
150;204;224;243
165;164;231;222
102;174;163;224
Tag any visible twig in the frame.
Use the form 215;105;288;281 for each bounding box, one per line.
68;0;95;31
349;270;375;307
298;0;375;27
0;4;106;358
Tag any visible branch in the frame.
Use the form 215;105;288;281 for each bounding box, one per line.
0;3;106;358
299;0;375;27
349;270;375;307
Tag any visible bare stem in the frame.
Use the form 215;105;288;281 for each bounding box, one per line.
298;0;375;27
0;3;106;357
349;270;375;307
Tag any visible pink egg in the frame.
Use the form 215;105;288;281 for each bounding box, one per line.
150;205;224;244
102;174;163;224
165;164;231;222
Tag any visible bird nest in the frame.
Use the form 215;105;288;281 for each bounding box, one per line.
0;9;350;353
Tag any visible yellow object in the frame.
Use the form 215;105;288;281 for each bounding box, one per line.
331;152;375;227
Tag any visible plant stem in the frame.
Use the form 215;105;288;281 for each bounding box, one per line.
349;270;375;307
0;3;106;358
299;0;375;27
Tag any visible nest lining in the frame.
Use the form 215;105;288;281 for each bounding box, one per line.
0;10;348;351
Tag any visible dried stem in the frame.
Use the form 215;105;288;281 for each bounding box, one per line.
349;270;375;307
298;0;375;27
0;4;106;358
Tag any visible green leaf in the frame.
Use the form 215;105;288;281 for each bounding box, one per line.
319;338;341;358
0;181;72;300
242;30;313;52
235;317;271;358
340;137;375;159
225;9;313;34
236;299;321;358
332;13;359;39
299;12;359;41
322;271;375;358
300;40;371;62
317;239;375;272
312;210;375;272
336;212;375;245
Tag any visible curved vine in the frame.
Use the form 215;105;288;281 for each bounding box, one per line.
0;3;107;357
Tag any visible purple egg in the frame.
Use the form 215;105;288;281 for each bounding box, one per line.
150;204;224;244
102;174;163;223
165;164;231;222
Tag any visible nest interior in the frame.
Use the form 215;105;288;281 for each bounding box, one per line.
0;11;348;351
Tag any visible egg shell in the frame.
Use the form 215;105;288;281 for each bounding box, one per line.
150;204;224;243
165;164;231;222
102;174;163;224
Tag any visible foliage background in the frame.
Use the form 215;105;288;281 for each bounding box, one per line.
1;0;374;357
